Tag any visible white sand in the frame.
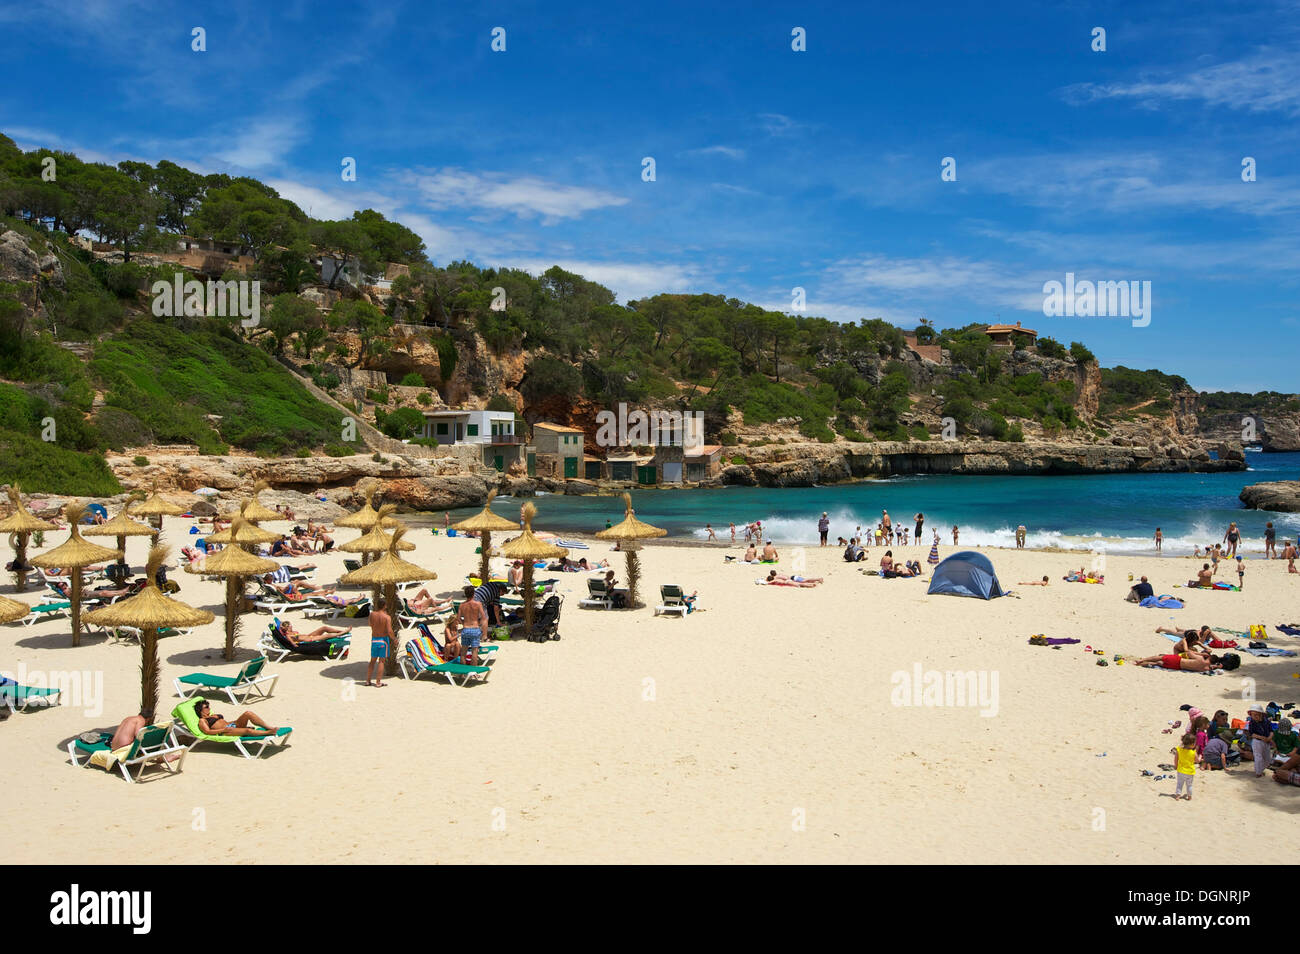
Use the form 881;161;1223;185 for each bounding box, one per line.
3;517;1298;864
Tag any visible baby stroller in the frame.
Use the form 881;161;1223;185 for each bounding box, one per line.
525;595;562;642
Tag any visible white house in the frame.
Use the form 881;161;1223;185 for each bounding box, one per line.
420;409;524;471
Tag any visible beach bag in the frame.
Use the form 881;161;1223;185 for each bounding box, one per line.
1208;638;1237;648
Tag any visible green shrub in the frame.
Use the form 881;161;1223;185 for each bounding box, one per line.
485;393;516;412
0;428;122;496
132;455;149;466
730;455;747;465
94;407;153;451
1069;342;1095;363
416;391;433;406
295;448;311;458
399;372;425;386
719;431;738;446
410;437;439;448
324;443;355;457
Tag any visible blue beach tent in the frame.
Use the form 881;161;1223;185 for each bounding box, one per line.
927;551;1006;600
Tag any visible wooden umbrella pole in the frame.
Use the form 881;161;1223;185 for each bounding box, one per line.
13;531;29;591
385;583;398;676
523;563;536;629
479;531;492;586
224;577;239;661
141;627;160;717
116;535;127;565
71;570;83;647
626;551;641;609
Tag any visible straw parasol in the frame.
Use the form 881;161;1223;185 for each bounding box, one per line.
85;546;213;717
84;501;155;569
499;502;567;629
453;489;518;588
205;501;280;551
595;493;667;609
220;479;285;524
0;593;31;625
336;484;401;531
185;519;278;661
29;502;123;646
0;485;57;592
130;483;187;542
339;526;435;675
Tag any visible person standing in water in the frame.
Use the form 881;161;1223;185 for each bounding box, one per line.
1222;522;1241;558
818;512;830;547
914;512;924;543
952;525;960;545
1154;527;1162;552
1264;522;1276;559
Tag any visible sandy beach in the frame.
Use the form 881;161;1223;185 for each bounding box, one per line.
3;517;1297;864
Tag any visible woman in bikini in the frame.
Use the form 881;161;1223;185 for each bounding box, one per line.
193;699;279;737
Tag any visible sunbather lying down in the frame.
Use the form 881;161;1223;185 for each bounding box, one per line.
194;699;280;737
280;620;350;645
760;570;822;587
408;588;453;614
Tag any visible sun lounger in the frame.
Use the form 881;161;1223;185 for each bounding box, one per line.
171;698;292;759
173;655;279;704
21;601;71;625
343;559;362;573
258;620;350;663
414;621;497;660
251;580;297;614
0;676;61;712
67;723;188;782
398;598;453;629
578;577;614;610
655;584;689;617
398;636;491;687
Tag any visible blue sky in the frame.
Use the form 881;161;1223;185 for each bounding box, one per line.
3;0;1299;391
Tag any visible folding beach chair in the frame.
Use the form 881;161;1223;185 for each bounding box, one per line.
21;601;71;626
654;584;690;617
251;580;295;614
0;676;61;713
170;698;293;759
578;577;614;610
67;723;188;783
398;636;491;687
258;619;350;663
173;655;279;704
414;621;497;661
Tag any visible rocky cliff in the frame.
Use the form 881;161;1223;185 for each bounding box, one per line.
1197;409;1300;452
1239;481;1300;513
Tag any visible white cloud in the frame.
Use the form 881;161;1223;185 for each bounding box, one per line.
686;145;746;160
404;168;628;223
1062;48;1300;116
214;117;305;171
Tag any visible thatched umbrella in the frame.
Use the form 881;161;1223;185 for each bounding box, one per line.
131;483;187;542
205;503;280;552
336;484;401;530
453;489;518;588
0;593;32;625
595;493;666;609
338;505;413;603
0;485;56;592
84;502;155;570
339;526;434;675
219;479;286;525
84;546;213;717
498;502;567;629
29;502;122;646
185;520;278;661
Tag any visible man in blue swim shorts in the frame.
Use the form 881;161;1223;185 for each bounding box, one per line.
457;584;487;665
367;597;394;687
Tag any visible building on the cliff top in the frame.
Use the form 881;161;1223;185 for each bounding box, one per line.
419;409;526;472
984;321;1037;347
532;422;585;479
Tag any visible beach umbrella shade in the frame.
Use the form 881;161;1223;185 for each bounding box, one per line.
83;502;155;568
0;594;32;625
85;546;214;718
29;502;123;646
205;503;280;551
335;484;402;531
453;489;519;590
185;520;278;661
337;505;412;598
131;483;187;541
498;502;568;629
0;485;56;592
219;479;286;525
339;526;435;675
595;493;667;609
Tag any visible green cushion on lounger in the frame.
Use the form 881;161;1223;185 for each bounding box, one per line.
176;672;240;688
171;698;292;743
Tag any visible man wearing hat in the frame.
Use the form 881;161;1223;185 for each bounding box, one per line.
1245;702;1274;777
817;512;829;547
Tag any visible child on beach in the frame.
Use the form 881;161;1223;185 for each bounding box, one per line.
1236;556;1245;590
1245;703;1274;777
705;523;716;541
1274;718;1298;760
1286;540;1298;573
729;523;736;543
1192;715;1210;757
1172;733;1197;800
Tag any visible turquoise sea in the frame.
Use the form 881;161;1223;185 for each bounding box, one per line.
440;451;1300;555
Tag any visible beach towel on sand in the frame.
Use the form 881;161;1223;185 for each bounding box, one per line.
1140;595;1184;609
1277;625;1300;637
1236;647;1298;657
